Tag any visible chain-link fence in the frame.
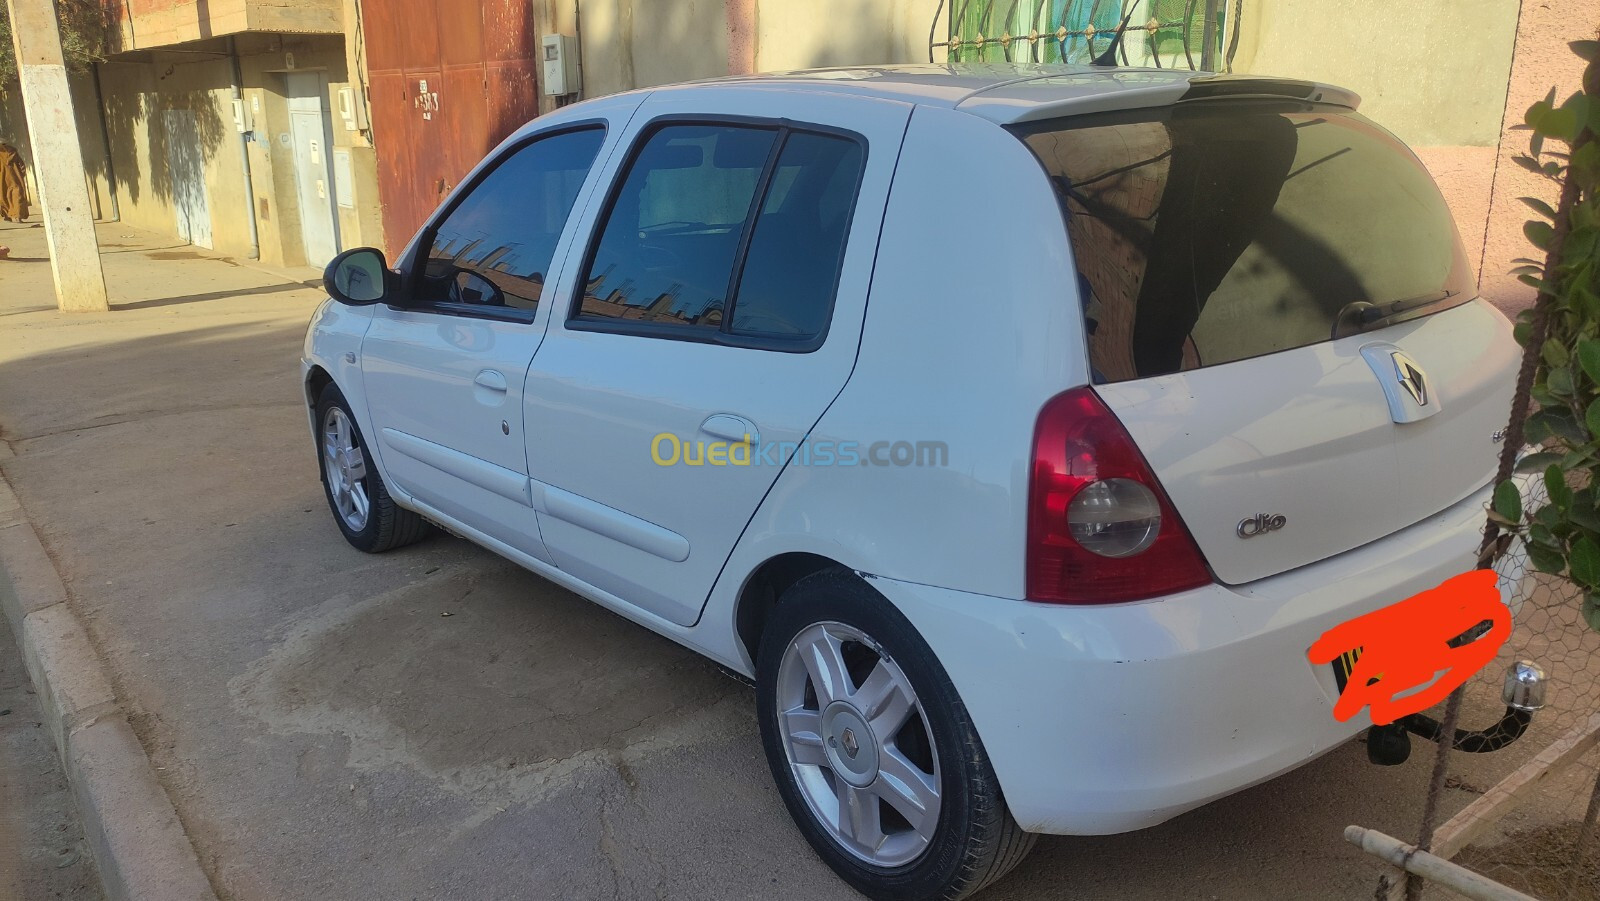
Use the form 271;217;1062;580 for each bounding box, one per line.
1348;470;1600;900
1418;509;1600;900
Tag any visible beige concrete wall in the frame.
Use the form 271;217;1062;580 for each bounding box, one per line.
234;34;382;266
107;0;342;53
575;0;946;97
0;70;117;221
96;33;382;267
579;0;729;99
98;54;253;253
755;0;941;72
1232;0;1520;148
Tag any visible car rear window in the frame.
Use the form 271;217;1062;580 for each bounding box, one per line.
1012;103;1475;383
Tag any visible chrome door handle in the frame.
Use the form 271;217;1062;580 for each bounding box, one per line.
474;370;508;392
700;413;759;446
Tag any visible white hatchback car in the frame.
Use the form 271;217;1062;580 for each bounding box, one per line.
304;65;1518;899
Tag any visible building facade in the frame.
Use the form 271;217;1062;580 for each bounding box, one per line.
0;0;1591;308
91;0;385;267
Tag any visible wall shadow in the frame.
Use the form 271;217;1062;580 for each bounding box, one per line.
98;57;230;208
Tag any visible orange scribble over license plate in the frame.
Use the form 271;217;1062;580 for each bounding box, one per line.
1307;570;1509;726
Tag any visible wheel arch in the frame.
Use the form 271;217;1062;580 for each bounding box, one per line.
733;552;855;669
305;364;334;408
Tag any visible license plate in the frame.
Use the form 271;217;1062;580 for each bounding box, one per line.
1332;648;1363;692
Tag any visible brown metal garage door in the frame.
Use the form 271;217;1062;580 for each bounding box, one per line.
360;0;542;252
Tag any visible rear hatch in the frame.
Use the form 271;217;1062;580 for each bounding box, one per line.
1013;98;1518;586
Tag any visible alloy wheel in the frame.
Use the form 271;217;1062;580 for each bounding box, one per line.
322;406;371;532
775;620;942;867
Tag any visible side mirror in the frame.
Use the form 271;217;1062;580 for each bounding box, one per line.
324;247;391;305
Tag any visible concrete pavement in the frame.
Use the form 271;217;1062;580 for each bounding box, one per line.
0;600;103;901
0;217;1584;900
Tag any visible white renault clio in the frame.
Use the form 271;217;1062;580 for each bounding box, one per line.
304;65;1519;899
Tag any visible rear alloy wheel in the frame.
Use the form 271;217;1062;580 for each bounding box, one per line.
757;570;1036;901
315;383;430;553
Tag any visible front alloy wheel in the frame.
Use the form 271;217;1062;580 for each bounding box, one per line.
322;406;371;533
313;382;430;553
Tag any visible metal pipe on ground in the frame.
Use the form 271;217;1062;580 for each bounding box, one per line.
1346;827;1540;901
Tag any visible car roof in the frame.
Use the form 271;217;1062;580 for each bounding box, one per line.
661;63;1361;125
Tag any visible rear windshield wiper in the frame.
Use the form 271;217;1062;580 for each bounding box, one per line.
1358;290;1460;325
1334;290;1462;339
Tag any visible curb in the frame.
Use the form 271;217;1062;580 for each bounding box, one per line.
0;468;218;901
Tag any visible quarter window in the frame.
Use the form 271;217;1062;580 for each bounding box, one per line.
422;127;605;313
576;123;864;346
731;133;863;339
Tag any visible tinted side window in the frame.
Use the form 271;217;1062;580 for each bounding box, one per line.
578;124;777;330
730;133;863;339
423;128;605;312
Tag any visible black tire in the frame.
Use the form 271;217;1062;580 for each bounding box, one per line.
314;383;430;553
756;569;1036;901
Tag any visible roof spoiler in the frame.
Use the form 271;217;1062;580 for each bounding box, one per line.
1180;75;1360;109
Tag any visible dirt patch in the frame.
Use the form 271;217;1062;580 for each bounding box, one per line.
1455;820;1600;900
229;561;751;805
143;251;238;266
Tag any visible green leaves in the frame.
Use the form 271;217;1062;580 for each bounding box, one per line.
1529;541;1568;575
1494;479;1524;525
1505;77;1600;633
1580;340;1600;384
1573;536;1600;588
1517;450;1565;473
1528;408;1589;444
1549;366;1575;396
1546;464;1575;511
1576;142;1600;187
1587;397;1600;440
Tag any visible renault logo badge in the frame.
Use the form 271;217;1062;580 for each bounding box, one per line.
1360;344;1440;424
1392;352;1428;407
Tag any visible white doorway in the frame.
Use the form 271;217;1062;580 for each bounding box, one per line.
285;73;341;267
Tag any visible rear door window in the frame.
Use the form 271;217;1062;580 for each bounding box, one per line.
1013;103;1474;382
574;122;865;348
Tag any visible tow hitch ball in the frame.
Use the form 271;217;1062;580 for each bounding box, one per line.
1365;661;1547;767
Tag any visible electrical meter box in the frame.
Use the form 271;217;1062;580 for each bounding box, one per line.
541;34;580;97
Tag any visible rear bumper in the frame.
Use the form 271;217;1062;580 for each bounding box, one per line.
871;481;1514;835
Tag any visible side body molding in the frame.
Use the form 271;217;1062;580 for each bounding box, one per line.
380;429;533;506
537;484;692;563
378;429;691;563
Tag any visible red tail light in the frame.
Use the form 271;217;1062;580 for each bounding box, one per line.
1027;387;1212;604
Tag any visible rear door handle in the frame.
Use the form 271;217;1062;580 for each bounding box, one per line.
474;370;508;392
700;413;759;446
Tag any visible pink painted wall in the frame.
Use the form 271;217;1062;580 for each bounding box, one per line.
725;0;757;76
1421;1;1600;316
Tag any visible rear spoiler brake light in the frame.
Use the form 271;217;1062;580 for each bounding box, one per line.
1179;76;1358;109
